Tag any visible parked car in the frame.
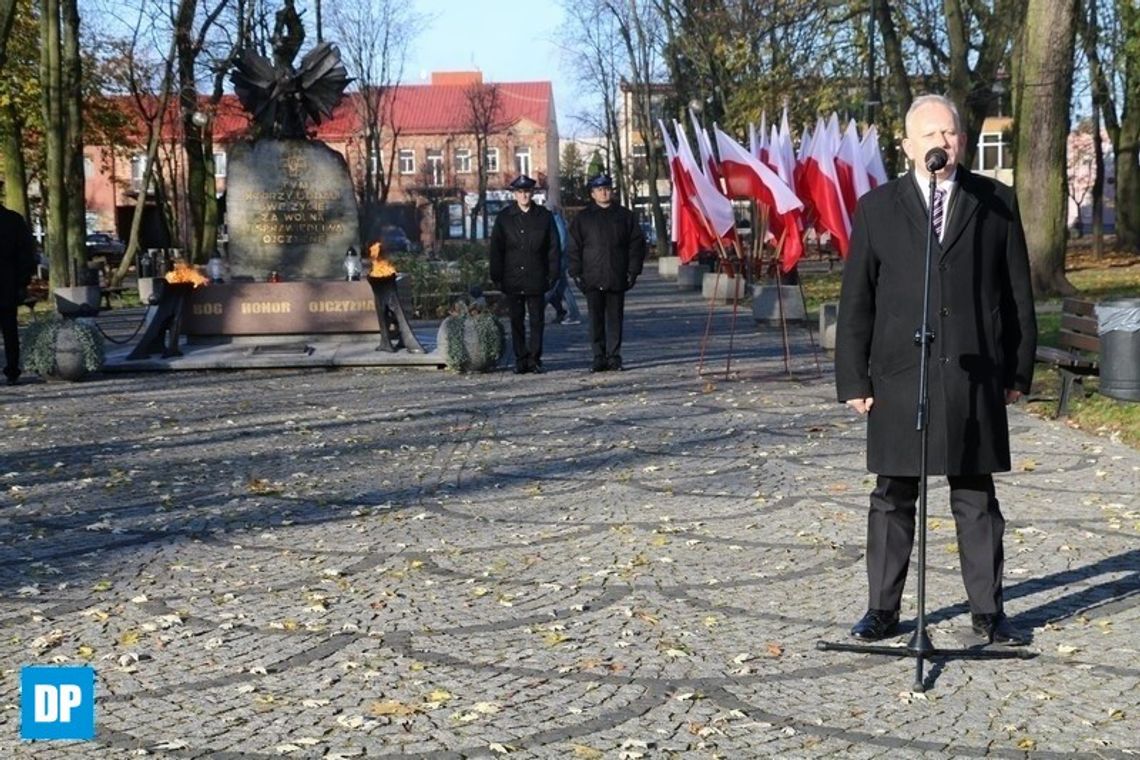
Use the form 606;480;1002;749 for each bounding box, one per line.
85;232;126;267
640;221;658;248
379;225;412;253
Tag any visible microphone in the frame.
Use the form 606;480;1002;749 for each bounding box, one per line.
925;148;948;172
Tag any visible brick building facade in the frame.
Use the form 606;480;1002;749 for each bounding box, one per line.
83;71;559;251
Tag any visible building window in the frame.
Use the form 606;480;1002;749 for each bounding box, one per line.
515;146;531;177
213;151;227;178
399;148;416;175
631;143;648;179
426;149;444;186
83;157;94;178
454;148;472;174
130;154;149;190
975;132;1012;171
485;147;499;173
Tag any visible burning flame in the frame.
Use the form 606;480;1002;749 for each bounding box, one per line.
165;260;209;288
368;241;396;278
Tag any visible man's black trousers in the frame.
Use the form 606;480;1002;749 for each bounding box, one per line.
584;289;625;361
1;305;19;380
866;473;1005;615
505;293;545;369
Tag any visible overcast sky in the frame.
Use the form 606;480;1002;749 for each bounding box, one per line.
402;1;586;136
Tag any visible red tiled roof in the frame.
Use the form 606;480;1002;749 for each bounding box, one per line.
97;76;553;146
312;81;554;139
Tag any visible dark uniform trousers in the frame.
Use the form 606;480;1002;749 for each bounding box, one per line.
585;290;624;361
2;304;19;380
868;473;1005;615
506;293;546;368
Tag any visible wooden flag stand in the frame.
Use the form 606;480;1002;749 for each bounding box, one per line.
697;202;823;381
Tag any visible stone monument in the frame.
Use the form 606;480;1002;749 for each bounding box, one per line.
226;0;357;280
226;140;359;280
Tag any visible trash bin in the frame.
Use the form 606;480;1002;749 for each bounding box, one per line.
1095;298;1140;401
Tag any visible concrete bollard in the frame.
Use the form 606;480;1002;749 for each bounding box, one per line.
657;256;680;278
677;264;703;290
752;285;807;323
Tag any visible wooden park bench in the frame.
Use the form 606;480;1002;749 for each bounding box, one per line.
1035;297;1100;418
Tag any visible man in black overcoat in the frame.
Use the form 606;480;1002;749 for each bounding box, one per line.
0;200;37;385
489;175;560;374
835;94;1037;646
566;174;646;372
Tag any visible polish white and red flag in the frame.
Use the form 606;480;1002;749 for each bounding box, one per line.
772;108;798;195
669;121;737;260
862;124;889;187
714;126;805;271
750;121;768;165
835;118;873;215
794;122;813;200
688;109;724;188
798;116;851;256
660;120;716;263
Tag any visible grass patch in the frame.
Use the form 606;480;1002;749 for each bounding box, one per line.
1027;370;1140;448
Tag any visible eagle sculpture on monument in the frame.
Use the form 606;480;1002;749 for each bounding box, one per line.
230;0;352;138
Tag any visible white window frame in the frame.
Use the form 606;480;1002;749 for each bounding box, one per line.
426;149;444;186
514;146;532;177
398;148;416;175
213;151;227;178
975;132;1010;171
130;154;149;189
454;148;472;174
485;147;500;173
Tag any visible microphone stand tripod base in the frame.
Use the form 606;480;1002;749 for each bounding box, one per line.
816;634;1035;692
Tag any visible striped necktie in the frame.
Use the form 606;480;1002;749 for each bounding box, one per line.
931;187;946;239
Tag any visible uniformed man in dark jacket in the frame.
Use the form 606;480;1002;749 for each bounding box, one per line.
835;94;1037;646
566;174;646;372
489;175;560;374
0;200;37;385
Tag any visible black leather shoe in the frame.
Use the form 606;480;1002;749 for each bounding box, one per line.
971;613;1029;646
606;355;623;371
513;364;529;374
849;609;900;641
591;358;607;373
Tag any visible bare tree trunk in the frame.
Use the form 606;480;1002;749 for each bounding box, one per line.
1092;99;1106;258
1114;113;1140;252
0;0;17;65
1;103;28;219
40;0;69;288
1014;0;1077;295
62;0;84;272
875;0;913;123
1079;0;1140;253
1081;0;1106;257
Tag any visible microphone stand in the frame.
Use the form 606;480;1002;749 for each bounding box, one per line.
816;161;1033;692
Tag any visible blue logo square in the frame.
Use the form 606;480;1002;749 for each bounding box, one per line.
20;665;95;741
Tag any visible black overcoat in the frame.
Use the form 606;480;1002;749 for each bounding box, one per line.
488;203;559;296
834;169;1037;476
0;207;36;309
566;202;646;292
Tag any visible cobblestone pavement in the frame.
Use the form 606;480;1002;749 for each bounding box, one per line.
1;271;1138;758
